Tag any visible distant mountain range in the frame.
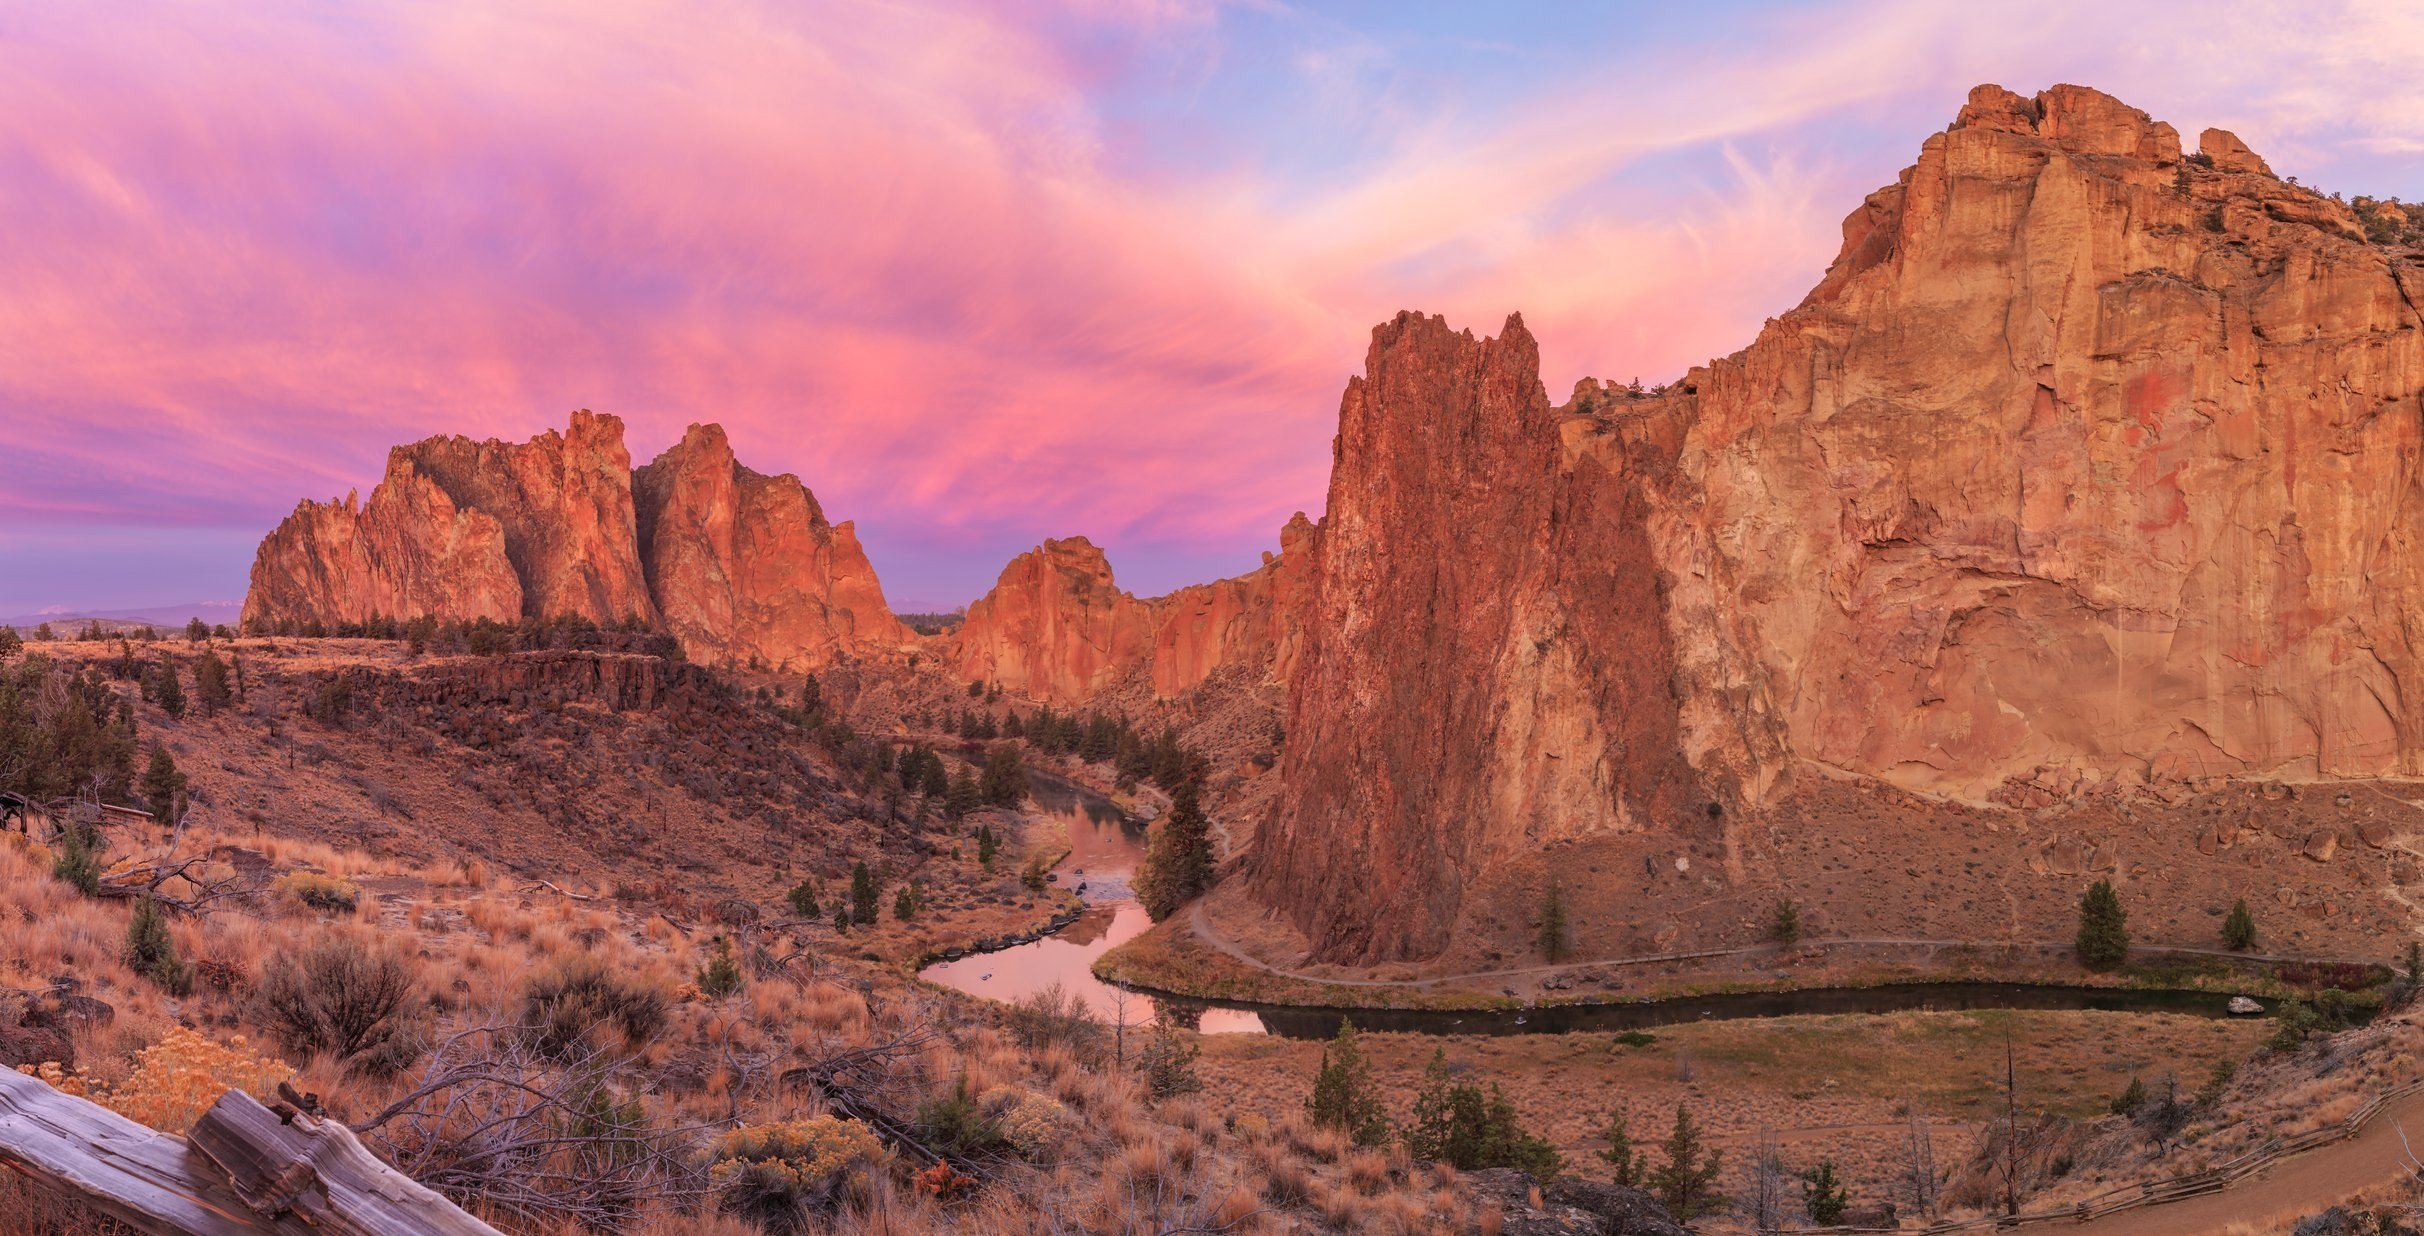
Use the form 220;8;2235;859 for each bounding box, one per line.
2;600;244;632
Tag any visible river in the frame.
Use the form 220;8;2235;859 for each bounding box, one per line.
918;777;2283;1041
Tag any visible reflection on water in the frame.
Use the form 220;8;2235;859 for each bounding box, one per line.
920;775;1268;1034
927;780;2283;1040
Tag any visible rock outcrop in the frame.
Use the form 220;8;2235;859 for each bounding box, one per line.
633;424;911;672
945;522;1313;704
245;414;911;670
1256;84;2424;962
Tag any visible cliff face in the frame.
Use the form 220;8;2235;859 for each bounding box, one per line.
633;424;912;672
946;522;1314;705
245;415;911;670
1255;84;2424;962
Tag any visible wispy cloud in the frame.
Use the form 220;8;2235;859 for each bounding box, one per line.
1;0;2420;611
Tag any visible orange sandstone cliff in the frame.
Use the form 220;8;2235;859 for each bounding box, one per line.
1254;84;2424;962
943;520;1313;704
244;414;911;670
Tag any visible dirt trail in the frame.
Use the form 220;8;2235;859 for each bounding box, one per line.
1183;902;2370;992
2068;1088;2424;1235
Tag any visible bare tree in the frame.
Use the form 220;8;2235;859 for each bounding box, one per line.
1901;1102;1941;1220
1107;988;1140;1067
1748;1125;1789;1234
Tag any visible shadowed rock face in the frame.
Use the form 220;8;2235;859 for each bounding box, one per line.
244;414;910;670
1254;83;2424;963
633;424;911;672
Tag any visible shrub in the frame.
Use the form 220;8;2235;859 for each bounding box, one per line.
705;1118;886;1234
24;1027;291;1133
2195;1058;2237;1107
2110;1075;2148;1115
1802;1159;1849;1225
249;936;417;1064
520;959;669;1058
916;1075;1007;1159
980;1086;1071;1159
124;896;192;996
2223;899;2257;951
278;871;360;913
786;879;819;918
1004;983;1108;1061
698;936;744;999
1770;897;1801;945
51;820;102;896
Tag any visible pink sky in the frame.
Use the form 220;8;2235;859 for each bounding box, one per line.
6;1;2424;612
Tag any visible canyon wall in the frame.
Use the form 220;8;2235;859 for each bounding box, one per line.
944;519;1314;705
244;414;912;670
1255;84;2424;962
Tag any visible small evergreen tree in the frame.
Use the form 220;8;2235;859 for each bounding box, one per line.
1770;896;1801;945
2075;879;2130;970
851;861;879;926
1598;1108;1647;1187
1537;879;1570;962
2222;898;2256;951
33;622;54;642
978;743;1027;807
1648;1103;1724;1221
153;660;186;719
193;651;231;717
1400;1049;1561;1178
1305;1018;1390;1146
53;819;101;896
976;824;998;869
894;883;920;921
786;879;820;919
1138;1019;1203;1100
2110;1075;2148;1115
0;627;20;662
140;742;186;818
832;905;850;934
945;768;981;818
798;673;821;719
2408;940;2422;984
1136;782;1215;921
125;896;191;994
185;617;209;642
1802;1159;1850;1226
697;935;743;998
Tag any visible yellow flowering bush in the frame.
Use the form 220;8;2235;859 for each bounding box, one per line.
1233;1112;1273;1140
979;1085;1070;1159
278;870;361;912
705;1117;886;1230
18;1027;293;1133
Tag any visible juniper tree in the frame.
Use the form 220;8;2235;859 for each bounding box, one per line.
1648;1103;1725;1221
850;861;879;925
2222;898;2256;951
1305;1018;1389;1146
2075;879;2130;970
153;660;186;719
1537;879;1570;962
1401;1049;1562;1178
1136;782;1215;921
787;879;820;918
1598;1108;1647;1187
140;742;186;818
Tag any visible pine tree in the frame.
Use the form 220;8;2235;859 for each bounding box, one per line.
153;660;186;719
1139;1019;1203;1100
787;879;820;918
979;743;1027;807
1649;1103;1725;1221
1802;1159;1850;1225
799;673;822;719
894;883;919;921
1400;1049;1561;1178
1537;880;1570;962
921;752;950;799
697;935;743;998
945;768;981;818
125;896;191;994
2222;898;2256;951
2075;879;2130;970
140;742;186;818
851;861;879;925
32;622;53;642
193;651;231;717
1136;782;1215;921
1599;1109;1647;1187
976;825;998;869
1305;1018;1390;1146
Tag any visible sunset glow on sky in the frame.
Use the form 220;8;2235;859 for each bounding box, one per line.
8;1;2424;614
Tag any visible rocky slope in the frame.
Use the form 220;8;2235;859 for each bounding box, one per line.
945;518;1313;704
244;414;911;670
1255;84;2424;963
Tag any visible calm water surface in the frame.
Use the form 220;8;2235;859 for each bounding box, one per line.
920;779;2282;1040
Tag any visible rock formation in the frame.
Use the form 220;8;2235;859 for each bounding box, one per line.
1256;84;2424;962
245;414;912;670
633;424;910;672
944;521;1313;704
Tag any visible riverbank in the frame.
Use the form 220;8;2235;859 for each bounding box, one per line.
1093;880;2396;1015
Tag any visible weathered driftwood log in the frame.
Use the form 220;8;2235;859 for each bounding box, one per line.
0;1066;498;1235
